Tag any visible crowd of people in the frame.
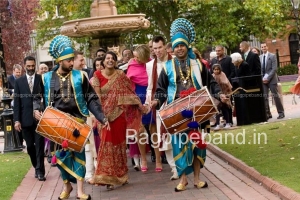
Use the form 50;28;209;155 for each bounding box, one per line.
7;17;296;200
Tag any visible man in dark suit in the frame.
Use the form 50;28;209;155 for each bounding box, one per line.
240;41;261;75
260;43;285;119
13;56;46;181
7;64;22;95
8;64;24;147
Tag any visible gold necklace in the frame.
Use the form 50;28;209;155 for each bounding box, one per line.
177;61;191;85
56;71;71;82
56;71;71;102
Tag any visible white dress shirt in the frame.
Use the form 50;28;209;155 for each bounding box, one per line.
26;73;35;86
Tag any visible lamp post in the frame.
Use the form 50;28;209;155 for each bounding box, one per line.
291;0;300;54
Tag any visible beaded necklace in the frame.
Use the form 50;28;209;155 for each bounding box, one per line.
175;58;191;86
56;71;71;102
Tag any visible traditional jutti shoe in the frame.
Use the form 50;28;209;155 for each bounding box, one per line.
106;185;114;190
76;194;91;200
170;168;179;180
194;181;208;189
58;186;73;200
122;181;129;186
86;178;95;185
174;183;188;192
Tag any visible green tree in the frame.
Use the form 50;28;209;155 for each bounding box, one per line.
178;0;291;51
0;0;38;74
116;0;180;45
35;0;92;48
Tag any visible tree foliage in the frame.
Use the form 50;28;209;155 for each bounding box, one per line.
34;0;292;53
116;0;292;51
35;0;93;49
0;0;38;74
115;0;180;46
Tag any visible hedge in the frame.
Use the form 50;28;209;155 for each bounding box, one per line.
277;64;298;76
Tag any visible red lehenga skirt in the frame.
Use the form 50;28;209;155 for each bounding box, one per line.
290;78;300;95
93;112;128;185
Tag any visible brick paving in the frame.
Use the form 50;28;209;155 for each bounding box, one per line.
7;151;280;200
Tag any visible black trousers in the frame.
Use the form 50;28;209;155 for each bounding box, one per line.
22;125;45;176
18;131;23;146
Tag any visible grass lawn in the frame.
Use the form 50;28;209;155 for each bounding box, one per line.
210;118;300;193
0;152;31;200
281;81;295;94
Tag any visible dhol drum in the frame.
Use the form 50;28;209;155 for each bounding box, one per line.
36;107;91;153
158;87;218;134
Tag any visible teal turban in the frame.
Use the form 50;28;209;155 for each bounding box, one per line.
170;18;196;59
49;35;74;62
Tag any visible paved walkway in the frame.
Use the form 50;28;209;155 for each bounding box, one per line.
278;74;298;82
1;90;300;200
5;150;281;200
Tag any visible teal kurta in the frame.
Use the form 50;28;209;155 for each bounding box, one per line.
163;58;207;176
56;150;86;183
172;133;206;176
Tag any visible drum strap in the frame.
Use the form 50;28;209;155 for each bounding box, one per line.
49;73;56;106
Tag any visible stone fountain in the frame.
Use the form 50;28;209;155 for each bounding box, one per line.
60;0;150;57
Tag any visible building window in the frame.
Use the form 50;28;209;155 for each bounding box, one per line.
289;33;299;64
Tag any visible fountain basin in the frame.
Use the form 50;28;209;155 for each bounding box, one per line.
61;14;150;38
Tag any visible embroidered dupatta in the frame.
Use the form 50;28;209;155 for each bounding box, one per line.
94;70;142;131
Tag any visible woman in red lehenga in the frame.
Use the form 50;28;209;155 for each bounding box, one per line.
92;51;145;190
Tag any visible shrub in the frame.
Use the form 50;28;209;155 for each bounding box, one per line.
277;64;298;75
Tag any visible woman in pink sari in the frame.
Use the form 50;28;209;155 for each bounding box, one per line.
92;51;145;190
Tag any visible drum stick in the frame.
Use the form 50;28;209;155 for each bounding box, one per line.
226;87;247;97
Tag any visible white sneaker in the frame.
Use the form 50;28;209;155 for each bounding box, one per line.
224;123;231;129
214;125;220;130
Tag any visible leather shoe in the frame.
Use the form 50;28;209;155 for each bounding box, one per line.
35;173;38;178
37;175;46;181
47;155;52;164
151;155;156;163
277;114;285;119
161;156;168;164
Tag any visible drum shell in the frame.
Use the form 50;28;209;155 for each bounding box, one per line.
158;87;218;134
36;107;91;153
